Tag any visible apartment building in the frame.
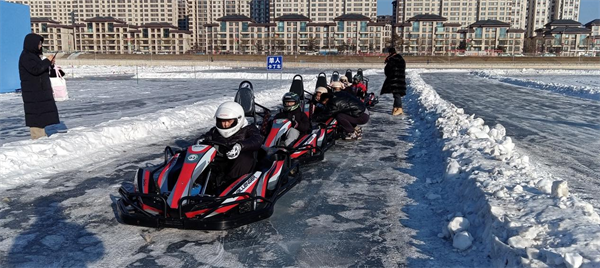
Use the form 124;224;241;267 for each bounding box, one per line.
31;17;76;52
525;0;580;37
552;0;580;21
533;19;591;55
188;0;251;51
270;0;377;23
251;0;270;23
205;12;390;54
28;16;191;54
7;0;179;26
396;13;524;55
392;0;580;38
585;19;600;54
466;20;525;53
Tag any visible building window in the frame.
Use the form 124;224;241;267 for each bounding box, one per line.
41;23;48;33
499;28;506;38
412;22;419;32
475;28;482;38
278;21;284;32
87;22;93;33
360;21;367;32
143;29;149;38
108;23;114;32
337;21;344;32
163;29;169;38
300;22;307;32
220;22;226;32
242;22;248;32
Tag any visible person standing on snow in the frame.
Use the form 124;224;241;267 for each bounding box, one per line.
18;33;60;139
380;47;407;116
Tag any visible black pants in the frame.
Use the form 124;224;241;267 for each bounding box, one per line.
214;151;255;188
393;93;403;108
336;112;370;134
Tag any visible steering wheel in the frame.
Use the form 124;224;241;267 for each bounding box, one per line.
198;140;233;156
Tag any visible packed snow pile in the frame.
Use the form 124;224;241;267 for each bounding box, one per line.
59;64;381;79
59;65;233;78
472;70;600;101
407;70;600;268
0;77;313;190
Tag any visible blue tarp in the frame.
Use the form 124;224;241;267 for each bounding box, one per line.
0;2;31;93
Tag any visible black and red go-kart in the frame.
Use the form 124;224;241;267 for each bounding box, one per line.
117;139;302;230
235;78;336;165
263;117;336;164
355;68;379;108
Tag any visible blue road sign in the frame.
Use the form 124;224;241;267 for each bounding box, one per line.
266;56;283;70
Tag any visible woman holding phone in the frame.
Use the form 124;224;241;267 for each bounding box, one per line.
18;33;61;139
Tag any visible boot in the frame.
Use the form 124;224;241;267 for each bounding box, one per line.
392;107;403;116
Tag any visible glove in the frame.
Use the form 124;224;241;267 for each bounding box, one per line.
226;143;242;159
195;138;204;145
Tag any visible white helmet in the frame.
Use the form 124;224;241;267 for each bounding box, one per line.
215;101;245;138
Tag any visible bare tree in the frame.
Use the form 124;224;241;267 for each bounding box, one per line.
255;42;264;54
307;37;318;53
337;41;348;54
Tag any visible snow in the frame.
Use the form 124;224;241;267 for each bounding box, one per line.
0;64;599;267
407;69;600;267
472;69;600;101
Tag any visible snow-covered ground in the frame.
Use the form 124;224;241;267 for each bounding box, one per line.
0;66;599;267
472;69;600;101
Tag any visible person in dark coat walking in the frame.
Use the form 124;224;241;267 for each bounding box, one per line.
19;33;60;139
380;47;407;116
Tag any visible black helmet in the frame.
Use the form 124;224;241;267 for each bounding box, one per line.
282;92;300;111
353;74;363;83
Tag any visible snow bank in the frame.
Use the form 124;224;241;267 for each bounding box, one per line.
59;64;381;80
0;76;315;190
407;70;600;268
60;65;233;78
472;70;600;101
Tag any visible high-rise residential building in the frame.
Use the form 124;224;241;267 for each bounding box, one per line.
7;0;179;26
270;0;377;23
552;0;580;21
439;0;477;26
396;0;441;24
393;0;580;38
526;0;554;36
251;0;270;23
187;0;251;51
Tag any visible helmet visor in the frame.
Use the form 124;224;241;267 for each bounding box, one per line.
216;118;238;129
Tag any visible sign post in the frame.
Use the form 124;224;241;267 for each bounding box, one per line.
266;55;283;83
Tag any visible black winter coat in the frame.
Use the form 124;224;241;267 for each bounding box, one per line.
380;53;407;96
202;123;263;152
313;91;366;122
19;33;60;128
273;108;310;135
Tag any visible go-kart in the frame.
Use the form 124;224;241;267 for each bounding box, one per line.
355;68;379;108
330;71;340;83
117;139;301;230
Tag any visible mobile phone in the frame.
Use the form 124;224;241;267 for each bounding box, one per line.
53;51;58;59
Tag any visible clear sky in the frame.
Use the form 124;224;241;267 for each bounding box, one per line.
377;0;600;24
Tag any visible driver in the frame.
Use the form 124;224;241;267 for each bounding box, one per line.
197;101;262;183
271;92;310;146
